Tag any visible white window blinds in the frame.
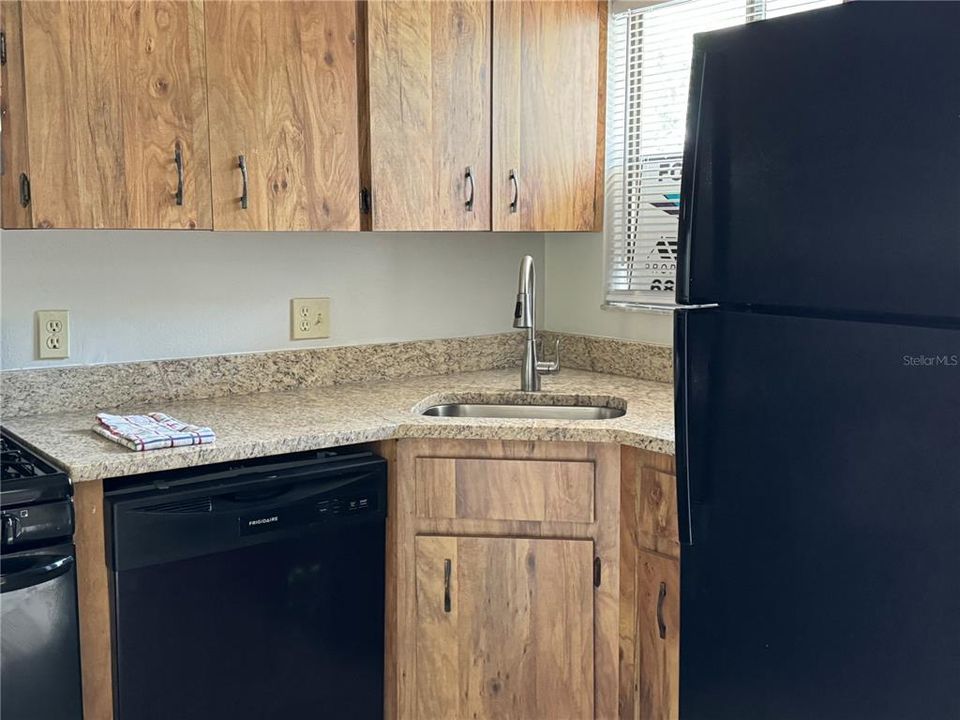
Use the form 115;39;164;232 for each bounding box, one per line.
604;0;842;307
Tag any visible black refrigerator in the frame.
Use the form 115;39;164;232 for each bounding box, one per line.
674;4;960;719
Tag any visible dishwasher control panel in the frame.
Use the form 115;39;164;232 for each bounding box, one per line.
107;450;387;571
239;492;380;537
318;495;373;516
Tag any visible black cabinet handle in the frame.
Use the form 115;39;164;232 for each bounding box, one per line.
238;154;248;210
174;143;184;206
19;173;30;208
657;581;668;639
464;167;475;211
443;558;452;613
509;169;519;213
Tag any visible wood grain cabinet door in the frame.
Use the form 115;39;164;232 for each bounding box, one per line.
366;0;491;231
19;0;212;229
1;0;33;229
414;535;596;720
204;1;361;231
621;448;680;720
492;0;604;232
634;550;680;720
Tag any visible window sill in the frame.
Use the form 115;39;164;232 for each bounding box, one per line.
602;301;681;315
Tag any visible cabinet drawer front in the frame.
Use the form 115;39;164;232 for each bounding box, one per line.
415;457;595;523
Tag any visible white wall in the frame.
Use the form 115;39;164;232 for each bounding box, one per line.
0;230;544;370
543;232;673;345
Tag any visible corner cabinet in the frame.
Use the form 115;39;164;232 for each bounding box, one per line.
621;447;681;720
393;439;620;720
8;0;212;229
492;0;605;232
204;0;361;231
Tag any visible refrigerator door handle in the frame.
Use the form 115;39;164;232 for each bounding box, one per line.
674;309;696;546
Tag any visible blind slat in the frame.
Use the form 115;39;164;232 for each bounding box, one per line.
604;0;841;307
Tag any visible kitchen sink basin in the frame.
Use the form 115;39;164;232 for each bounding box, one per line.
421;403;625;420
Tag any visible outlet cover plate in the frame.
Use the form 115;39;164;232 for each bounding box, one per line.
291;298;330;340
37;310;69;360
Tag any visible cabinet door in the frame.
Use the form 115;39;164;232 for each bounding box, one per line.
205;1;361;231
1;0;33;229
623;447;680;560
635;551;680;720
366;0;491;230
414;535;595;719
492;0;603;232
20;0;211;229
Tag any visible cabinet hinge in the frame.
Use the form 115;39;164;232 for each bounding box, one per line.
0;31;6;67
593;557;601;587
359;187;371;215
19;173;30;208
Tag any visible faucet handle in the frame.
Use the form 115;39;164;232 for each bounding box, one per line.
536;337;561;374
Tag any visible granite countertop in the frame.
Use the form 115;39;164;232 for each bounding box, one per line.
2;369;675;484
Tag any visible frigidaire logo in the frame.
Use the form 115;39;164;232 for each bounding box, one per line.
248;515;279;526
902;354;959;367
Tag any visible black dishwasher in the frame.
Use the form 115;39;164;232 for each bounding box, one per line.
105;448;386;720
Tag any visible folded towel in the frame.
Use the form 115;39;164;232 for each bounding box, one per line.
94;412;216;452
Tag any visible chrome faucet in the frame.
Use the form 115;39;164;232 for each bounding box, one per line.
512;255;560;391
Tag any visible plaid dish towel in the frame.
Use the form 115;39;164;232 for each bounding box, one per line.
94;412;216;452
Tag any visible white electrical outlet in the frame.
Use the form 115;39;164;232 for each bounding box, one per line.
291;298;330;340
37;310;70;360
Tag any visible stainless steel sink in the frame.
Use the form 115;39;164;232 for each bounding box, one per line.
421;403;625;420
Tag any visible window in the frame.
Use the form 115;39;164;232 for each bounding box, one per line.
603;0;841;308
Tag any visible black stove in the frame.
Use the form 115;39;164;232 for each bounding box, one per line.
1;429;72;520
1;435;46;479
0;428;83;720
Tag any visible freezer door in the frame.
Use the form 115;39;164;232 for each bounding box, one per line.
677;3;960;319
675;309;960;719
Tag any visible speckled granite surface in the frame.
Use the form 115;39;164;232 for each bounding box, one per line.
2;369;675;484
541;331;673;384
1;333;526;417
1;332;675;418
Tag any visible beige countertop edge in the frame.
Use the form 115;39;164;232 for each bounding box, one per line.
1;369;675;484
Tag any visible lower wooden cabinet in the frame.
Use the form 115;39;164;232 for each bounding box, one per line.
621;447;681;720
635;550;680;720
393;438;620;720
414;535;596;719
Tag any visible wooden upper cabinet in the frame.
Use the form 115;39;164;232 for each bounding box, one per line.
204;1;361;231
17;0;211;229
5;0;607;232
1;1;32;229
365;0;491;231
414;535;596;719
492;0;604;232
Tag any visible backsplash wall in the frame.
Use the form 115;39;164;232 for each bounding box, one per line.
0;230;544;370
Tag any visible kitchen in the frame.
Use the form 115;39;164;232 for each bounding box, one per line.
0;1;957;719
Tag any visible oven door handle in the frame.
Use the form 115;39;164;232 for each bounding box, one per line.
0;553;74;594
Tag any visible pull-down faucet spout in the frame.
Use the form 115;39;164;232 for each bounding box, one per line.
513;255;560;391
